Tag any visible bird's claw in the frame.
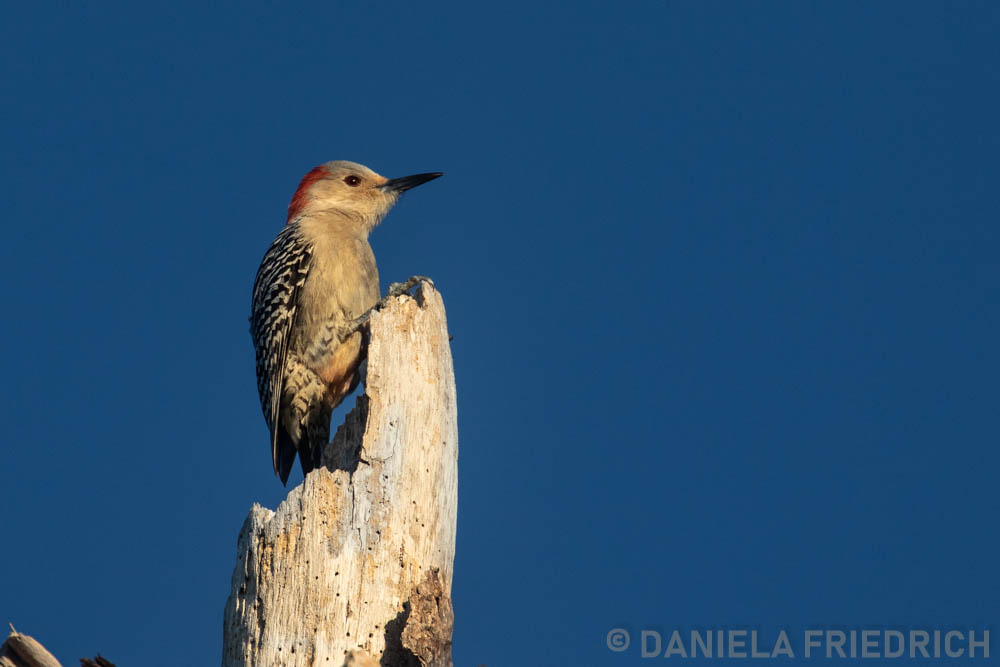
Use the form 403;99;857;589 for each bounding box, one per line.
387;275;433;298
348;276;434;335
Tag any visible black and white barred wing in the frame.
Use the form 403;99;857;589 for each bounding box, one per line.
250;222;312;474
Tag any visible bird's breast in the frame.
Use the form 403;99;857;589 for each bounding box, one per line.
292;228;379;376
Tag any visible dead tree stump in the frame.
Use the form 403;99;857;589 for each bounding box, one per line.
222;283;458;667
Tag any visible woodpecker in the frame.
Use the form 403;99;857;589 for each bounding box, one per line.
251;161;442;484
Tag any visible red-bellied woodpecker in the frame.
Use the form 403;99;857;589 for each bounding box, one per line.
250;161;442;484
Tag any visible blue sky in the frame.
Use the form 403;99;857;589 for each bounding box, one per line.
2;2;997;665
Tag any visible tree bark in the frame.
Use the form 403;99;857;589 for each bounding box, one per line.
222;283;458;667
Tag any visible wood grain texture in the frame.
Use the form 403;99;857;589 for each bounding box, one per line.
1;630;63;667
223;283;458;667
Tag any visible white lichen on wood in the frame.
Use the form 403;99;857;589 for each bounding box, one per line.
222;283;458;667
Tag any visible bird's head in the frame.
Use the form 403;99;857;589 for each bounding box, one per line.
286;160;442;231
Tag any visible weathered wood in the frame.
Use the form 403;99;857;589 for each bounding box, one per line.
0;628;117;667
1;629;62;667
222;283;458;667
78;659;115;667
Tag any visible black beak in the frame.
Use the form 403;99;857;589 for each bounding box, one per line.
379;172;443;193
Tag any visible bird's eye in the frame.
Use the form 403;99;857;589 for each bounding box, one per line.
344;175;361;187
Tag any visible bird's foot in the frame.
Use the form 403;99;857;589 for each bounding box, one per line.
387;275;433;299
347;276;434;334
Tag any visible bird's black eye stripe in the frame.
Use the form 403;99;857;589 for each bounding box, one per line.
344;175;361;187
